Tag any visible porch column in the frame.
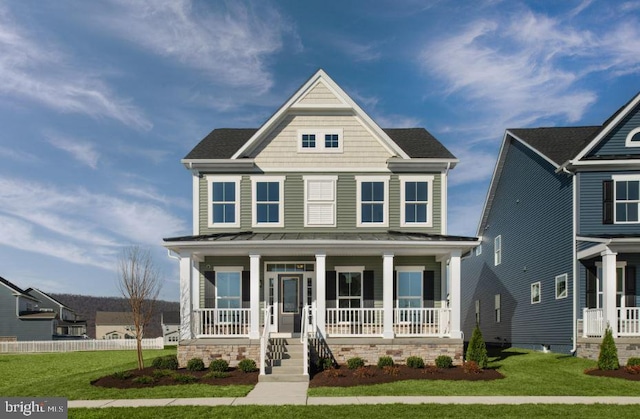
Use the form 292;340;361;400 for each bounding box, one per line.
315;253;326;337
383;253;394;339
249;254;261;339
448;251;462;339
179;253;193;340
601;248;618;337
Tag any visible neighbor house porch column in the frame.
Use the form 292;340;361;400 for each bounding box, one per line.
448;251;462;339
249;254;261;339
383;253;394;339
601;248;618;337
315;253;326;337
179;253;193;340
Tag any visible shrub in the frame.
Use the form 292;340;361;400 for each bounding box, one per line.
132;375;154;384
209;359;229;372
466;324;488;368
238;359;258;373
597;325;619;370
435;355;453;369
352;366;375;378
406;356;425;369
382;365;399;376
152;369;174;379
377;356;394;369
111;370;132;380
627;357;640;367
187;357;205;372
172;373;198;384
317;357;333;371
463;360;481;374
203;371;230;379
151;355;178;370
347;357;365;370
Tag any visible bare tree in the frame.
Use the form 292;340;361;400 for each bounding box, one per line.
117;246;162;370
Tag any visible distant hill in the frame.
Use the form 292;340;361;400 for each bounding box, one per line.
50;293;179;339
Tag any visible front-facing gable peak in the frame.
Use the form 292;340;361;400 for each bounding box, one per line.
231;69;410;160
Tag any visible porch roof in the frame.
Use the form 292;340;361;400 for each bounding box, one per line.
577;235;640;260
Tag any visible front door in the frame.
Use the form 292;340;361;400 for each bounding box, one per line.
278;274;303;334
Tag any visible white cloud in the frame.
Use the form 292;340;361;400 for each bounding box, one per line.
0;4;151;130
328;37;381;62
45;134;100;169
0;146;39;163
448;146;497;187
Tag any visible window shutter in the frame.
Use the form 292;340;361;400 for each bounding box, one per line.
306;179;335;225
423;270;435;308
393;271;397;302
242;271;250;307
204;271;215;308
363;270;375;308
603;180;614;224
586;266;597;309
626;266;636;308
326;271;337;308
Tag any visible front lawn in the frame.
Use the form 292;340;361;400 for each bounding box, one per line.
307;348;640;397
0;349;253;400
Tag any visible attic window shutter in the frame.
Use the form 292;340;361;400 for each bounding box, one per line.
603;180;614;224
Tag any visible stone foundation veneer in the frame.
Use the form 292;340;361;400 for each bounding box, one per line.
178;338;261;368
576;337;640;366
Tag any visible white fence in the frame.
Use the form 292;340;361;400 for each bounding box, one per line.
0;337;164;353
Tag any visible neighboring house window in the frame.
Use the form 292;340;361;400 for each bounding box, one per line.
494;235;502;266
495;294;501;323
251;176;285;227
613;175;640;223
297;129;343;153
207;176;240;228
336;268;363;310
356;176;389;227
400;176;433;227
304;176;337;227
555;274;568;299
215;270;242;309
531;282;541;304
475;300;480;325
396;270;423;309
475;244;482;256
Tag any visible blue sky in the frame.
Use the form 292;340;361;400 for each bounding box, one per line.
1;0;639;301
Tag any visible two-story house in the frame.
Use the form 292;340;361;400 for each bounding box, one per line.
161;311;180;346
462;91;640;363
24;288;87;338
164;70;478;378
95;311;137;340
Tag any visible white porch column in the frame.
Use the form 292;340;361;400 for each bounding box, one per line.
448;251;462;339
179;253;193;340
383;253;394;339
249;254;261;339
601;248;618;337
315;254;326;337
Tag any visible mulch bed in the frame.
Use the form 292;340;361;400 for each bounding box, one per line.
584;368;640;381
91;367;258;389
309;365;504;387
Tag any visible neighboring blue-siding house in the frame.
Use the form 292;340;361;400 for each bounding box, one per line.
462;92;640;362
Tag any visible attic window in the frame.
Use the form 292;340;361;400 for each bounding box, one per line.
298;129;343;153
625;127;640;147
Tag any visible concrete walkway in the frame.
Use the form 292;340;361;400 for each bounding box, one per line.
69;381;640;408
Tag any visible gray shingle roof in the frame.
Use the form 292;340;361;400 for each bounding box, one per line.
508;126;601;165
183;128;455;160
95;311;134;325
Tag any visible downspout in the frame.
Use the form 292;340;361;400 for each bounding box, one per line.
562;165;578;354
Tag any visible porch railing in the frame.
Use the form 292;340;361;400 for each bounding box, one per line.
259;305;272;376
300;305;310;376
195;308;251;337
618;308;640;336
582;308;604;337
326;308;384;336
394;308;450;337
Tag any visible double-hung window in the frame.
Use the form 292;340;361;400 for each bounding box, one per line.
252;176;285;227
494;235;502;266
396;270;423;309
613;175;640;223
215;269;242;323
400;176;433;227
336;267;363;322
356;176;389;227
207;176;240;228
304;176;337;226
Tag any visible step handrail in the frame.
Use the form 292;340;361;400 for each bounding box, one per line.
300;304;310;376
259;305;272;376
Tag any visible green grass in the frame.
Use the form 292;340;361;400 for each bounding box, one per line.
68;405;640;419
308;348;640;397
0;349;253;400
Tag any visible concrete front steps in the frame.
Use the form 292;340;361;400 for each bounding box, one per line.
259;338;309;382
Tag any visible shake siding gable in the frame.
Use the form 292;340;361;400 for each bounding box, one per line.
587;103;640;157
298;82;343;105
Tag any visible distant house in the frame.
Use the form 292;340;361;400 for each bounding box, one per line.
0;276;86;341
95;311;138;339
161;311;180;345
462;91;640;363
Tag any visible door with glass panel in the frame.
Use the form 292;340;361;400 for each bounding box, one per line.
278;274;303;334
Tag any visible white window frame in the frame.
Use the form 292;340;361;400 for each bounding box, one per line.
251;176;285;228
356;175;389;227
400;175;433;227
555;273;568;299
212;266;243;311
475;244;482;256
395;266;425;310
594;261;627;309
297;128;344;153
335;266;364;312
494;235;502;266
207;175;241;228
303;175;337;227
612;174;640;224
495;294;501;323
531;282;541;304
475;300;480;324
625;127;640;147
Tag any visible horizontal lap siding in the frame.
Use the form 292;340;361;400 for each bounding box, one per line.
461;138;574;350
299;82;342;105
587;103;640;157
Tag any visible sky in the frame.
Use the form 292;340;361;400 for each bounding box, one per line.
0;0;639;301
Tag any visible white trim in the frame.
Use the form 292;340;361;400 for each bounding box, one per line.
555;273;568;300
260;166;390;173
625;127;640;147
611;174;640;224
531;281;541;304
441;172;447;234
399;175;434;228
192;174;199;234
494;235;502;266
356;175;390;227
303;175;337;227
394;265;425;272
395;268;424;309
335;266;365;309
213;266;244;272
251;176;285;228
297;128;344;153
206;175;241;228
